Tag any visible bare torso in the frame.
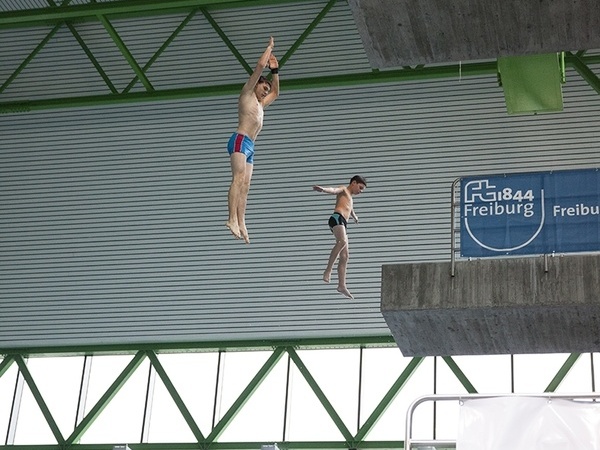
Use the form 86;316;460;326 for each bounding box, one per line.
334;187;353;219
236;91;264;141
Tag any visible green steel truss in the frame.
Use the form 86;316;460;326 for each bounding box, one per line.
1;0;600;113
0;338;588;450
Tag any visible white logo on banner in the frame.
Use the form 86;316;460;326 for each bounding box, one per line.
463;179;545;252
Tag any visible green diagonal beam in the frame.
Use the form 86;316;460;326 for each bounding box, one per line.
201;8;253;74
544;353;581;393
14;355;65;445
566;52;600;95
0;23;62;94
123;8;198;93
0;355;15;378
97;14;154;91
287;347;354;444
278;0;337;68
65;22;118;93
146;350;205;442
442;356;477;394
355;356;424;442
66;351;147;444
206;346;286;443
45;0;118;93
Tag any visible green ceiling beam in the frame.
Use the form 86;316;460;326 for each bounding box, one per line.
0;61;498;114
3;53;600;114
0;441;406;450
0;0;308;28
0;336;396;355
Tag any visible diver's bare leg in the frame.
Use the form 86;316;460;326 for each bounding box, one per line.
226;153;246;239
237;162;253;244
323;225;347;283
336;243;353;299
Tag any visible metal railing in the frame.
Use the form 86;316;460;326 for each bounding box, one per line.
405;393;600;450
450;178;461;277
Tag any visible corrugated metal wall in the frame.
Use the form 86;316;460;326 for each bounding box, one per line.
2;2;600;349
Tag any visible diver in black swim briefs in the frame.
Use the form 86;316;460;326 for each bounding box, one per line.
312;175;368;299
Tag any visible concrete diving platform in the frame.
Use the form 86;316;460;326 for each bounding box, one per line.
381;254;600;356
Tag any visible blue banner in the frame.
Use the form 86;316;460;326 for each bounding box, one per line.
460;168;600;257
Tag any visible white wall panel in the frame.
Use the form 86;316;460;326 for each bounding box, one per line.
2;1;600;349
3;70;600;349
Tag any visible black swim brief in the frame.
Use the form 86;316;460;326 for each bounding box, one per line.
328;212;348;230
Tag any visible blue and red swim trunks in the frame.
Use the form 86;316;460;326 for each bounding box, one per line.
227;133;255;164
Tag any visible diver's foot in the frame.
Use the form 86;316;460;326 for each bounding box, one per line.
323;270;331;283
240;227;250;244
225;221;241;239
337;285;354;299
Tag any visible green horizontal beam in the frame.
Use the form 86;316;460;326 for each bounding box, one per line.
0;0;308;27
0;61;498;114
0;441;406;450
4;53;600;115
0;335;397;357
